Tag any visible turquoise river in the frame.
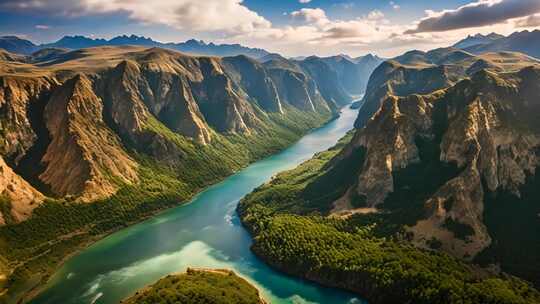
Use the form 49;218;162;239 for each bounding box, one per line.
31;106;365;304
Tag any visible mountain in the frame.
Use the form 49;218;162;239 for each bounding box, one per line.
453;32;504;49
122;268;265;304
335;65;540;285
462;30;540;59
0;36;37;55
238;56;540;303
0;45;351;302
258;53;287;63
172;39;269;58
318;54;384;95
40;34;271;58
355;47;539;128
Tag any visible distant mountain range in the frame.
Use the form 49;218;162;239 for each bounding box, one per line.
0;36;38;55
453;32;504;49
454;30;540;59
259;52;384;95
0;34;270;58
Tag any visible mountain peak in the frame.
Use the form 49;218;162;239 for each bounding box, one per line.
453;32;504;49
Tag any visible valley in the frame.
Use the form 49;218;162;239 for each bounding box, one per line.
239;47;540;303
1;4;540;302
0;44;376;303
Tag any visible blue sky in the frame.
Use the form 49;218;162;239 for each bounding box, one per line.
1;0;539;57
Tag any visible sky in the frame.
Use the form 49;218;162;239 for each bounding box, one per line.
1;0;540;57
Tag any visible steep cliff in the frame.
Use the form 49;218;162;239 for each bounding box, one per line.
0;45;346;303
0;75;56;163
0;156;43;225
40;74;139;200
355;49;539;128
319;54;383;95
337;67;540;260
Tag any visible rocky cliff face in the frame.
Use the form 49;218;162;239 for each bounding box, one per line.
319;55;383;95
355;49;538;128
40;74;139;200
0;46;349;225
222;55;283;113
0;76;56;163
0;156;43;225
338;66;540;259
299;57;352;107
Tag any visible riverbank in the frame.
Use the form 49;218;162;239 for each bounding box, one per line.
27;106;360;304
3;108;340;304
121;268;267;304
237;133;540;304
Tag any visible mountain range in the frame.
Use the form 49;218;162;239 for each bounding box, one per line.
259;53;384;96
238;36;540;303
0;35;384;97
454;30;540;59
0;34;270;58
0;43;365;302
2;29;540;303
452;32;505;49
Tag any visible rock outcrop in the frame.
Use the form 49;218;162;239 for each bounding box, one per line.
355;49;539;128
40;74;138;200
0;45;350;224
337;66;540;258
0;75;57;163
0;156;43;224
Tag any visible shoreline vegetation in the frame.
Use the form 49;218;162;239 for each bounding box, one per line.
121;268;267;304
1;108;338;304
237;132;540;304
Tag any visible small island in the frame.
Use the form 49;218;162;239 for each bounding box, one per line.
121;268;266;304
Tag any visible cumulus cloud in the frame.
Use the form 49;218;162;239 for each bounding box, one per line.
299;0;312;3
245;8;411;54
291;8;329;27
406;0;540;34
0;0;271;35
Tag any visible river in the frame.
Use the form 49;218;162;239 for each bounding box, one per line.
31;106;365;304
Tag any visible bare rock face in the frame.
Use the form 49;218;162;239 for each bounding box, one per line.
339;67;540;259
195;57;261;134
267;68;316;112
356;50;539;129
104;60;156;142
0;155;43;225
0;46;343;223
40;74;138;201
347;94;435;206
0;76;56;163
222;55;283;114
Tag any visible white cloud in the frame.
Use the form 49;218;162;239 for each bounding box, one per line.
1;0;271;35
299;0;312;3
35;25;51;30
291;8;329;27
3;0;540;57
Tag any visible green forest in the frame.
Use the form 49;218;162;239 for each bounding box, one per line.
238;133;540;304
121;269;263;304
0;105;332;302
